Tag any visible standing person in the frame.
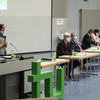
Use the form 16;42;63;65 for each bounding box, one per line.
56;32;80;78
0;24;7;56
82;29;99;50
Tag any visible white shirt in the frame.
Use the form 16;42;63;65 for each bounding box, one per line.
91;34;97;41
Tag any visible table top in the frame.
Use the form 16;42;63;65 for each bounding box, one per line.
38;59;70;68
85;47;100;53
59;52;100;60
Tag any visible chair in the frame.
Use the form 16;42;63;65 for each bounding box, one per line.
88;56;100;71
83;56;100;72
53;63;67;79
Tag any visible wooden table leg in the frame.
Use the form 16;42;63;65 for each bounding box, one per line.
64;64;67;79
80;60;83;70
53;65;56;78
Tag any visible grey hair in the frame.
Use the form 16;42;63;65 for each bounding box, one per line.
64;32;70;37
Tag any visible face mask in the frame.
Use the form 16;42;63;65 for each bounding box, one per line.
0;31;4;35
96;33;99;36
91;34;94;38
66;38;71;42
74;36;77;40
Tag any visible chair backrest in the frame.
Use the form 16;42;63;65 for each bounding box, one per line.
13;97;57;100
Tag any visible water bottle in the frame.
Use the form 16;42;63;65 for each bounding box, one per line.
53;52;56;61
72;49;74;56
97;44;100;50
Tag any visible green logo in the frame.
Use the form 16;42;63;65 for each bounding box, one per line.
28;61;64;100
0;0;6;4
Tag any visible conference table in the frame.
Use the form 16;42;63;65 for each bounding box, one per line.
77;46;100;69
84;46;100;71
40;59;70;79
79;47;100;69
41;59;69;68
59;52;100;80
85;46;100;53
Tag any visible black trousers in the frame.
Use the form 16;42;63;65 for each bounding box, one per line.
68;59;86;75
59;60;80;75
68;60;81;75
60;59;86;76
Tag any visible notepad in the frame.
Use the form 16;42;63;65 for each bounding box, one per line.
85;50;94;51
41;58;53;61
3;56;11;59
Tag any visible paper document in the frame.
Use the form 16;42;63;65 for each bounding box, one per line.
3;56;11;59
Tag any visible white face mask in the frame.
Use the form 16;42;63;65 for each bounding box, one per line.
0;31;4;35
74;36;77;40
91;34;94;38
66;38;71;42
96;33;99;36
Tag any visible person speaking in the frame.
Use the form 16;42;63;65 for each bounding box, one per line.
0;24;7;56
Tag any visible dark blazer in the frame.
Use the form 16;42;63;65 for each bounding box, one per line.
82;33;95;50
56;40;72;58
70;39;81;52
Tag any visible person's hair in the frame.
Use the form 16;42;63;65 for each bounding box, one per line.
88;29;94;33
64;32;70;37
0;24;4;31
71;32;75;38
94;29;99;35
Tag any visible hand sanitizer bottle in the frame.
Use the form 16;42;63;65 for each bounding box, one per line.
72;49;74;56
11;50;14;60
53;52;56;61
97;44;100;50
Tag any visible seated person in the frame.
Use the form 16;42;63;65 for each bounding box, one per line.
91;29;99;41
70;32;83;52
56;32;72;58
94;29;99;38
82;29;99;50
70;32;86;65
56;32;81;78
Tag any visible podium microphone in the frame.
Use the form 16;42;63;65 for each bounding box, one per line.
10;43;34;60
10;43;24;60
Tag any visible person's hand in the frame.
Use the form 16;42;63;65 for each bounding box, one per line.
74;52;77;55
96;41;99;45
3;41;7;46
81;50;85;53
96;36;98;39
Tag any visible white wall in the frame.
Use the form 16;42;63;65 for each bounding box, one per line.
0;0;51;16
52;0;67;50
0;0;51;54
67;0;100;41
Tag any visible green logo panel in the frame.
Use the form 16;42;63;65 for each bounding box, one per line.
28;61;65;100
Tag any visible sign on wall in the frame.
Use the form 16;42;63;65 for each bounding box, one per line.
57;18;64;25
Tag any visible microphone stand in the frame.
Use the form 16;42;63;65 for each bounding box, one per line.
10;43;24;60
